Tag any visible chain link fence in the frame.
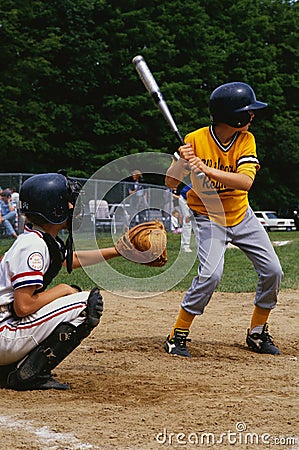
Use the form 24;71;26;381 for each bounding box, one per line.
0;173;175;237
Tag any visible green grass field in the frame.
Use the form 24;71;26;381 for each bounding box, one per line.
1;231;298;292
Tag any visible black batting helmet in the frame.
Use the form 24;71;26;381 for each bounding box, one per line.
20;173;81;224
209;82;267;128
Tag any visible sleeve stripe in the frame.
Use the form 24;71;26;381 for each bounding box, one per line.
11;271;43;282
237;155;259;166
13;279;43;290
238;160;260;167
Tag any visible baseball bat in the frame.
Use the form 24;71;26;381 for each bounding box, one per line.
132;55;183;161
132;55;204;178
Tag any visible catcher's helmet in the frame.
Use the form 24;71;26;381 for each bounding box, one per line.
209;82;267;128
20;173;81;224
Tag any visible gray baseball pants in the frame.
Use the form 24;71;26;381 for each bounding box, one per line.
181;207;283;315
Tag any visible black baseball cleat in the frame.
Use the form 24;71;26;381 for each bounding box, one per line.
30;375;70;390
164;328;191;357
246;323;280;355
7;372;70;391
86;287;103;328
0;363;17;388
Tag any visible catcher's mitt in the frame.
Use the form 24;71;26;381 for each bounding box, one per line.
115;220;167;267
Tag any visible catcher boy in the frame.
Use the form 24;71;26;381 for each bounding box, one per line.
164;82;283;357
0;172;166;391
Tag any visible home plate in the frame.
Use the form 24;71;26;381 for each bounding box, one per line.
0;415;97;449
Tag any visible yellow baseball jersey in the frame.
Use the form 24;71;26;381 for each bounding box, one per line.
186;125;260;227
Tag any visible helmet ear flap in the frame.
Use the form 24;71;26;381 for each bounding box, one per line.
210;110;251;128
229;111;252;128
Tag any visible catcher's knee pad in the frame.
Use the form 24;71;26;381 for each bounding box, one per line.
6;322;90;390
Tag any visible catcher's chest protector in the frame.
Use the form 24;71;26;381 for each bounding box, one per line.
35;233;66;293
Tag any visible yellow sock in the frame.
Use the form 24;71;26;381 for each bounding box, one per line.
169;307;195;339
250;306;271;333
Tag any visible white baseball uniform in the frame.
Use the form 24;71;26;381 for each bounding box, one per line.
0;226;89;365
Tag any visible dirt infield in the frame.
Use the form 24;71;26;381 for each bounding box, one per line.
0;290;298;450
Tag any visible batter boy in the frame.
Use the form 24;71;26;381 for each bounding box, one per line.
164;82;283;357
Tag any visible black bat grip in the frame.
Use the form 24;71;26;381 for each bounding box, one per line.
174;131;204;178
175;130;185;146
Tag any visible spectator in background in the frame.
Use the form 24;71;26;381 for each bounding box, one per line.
10;187;20;208
11;187;22;234
128;170;148;226
162;187;182;231
0;189;18;238
179;184;193;253
171;208;182;233
161;187;173;231
293;209;299;231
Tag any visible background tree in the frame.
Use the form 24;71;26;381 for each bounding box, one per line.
0;0;298;209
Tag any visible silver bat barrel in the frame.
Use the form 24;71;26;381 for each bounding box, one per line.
132;55;204;178
132;55;184;155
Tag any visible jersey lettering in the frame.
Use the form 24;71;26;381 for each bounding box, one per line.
185;126;259;226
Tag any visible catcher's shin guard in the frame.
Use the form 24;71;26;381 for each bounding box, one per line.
6;322;87;390
7;287;103;390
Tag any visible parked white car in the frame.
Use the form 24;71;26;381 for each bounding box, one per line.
254;211;296;231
